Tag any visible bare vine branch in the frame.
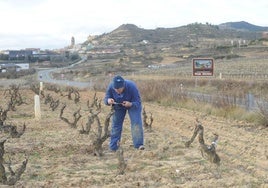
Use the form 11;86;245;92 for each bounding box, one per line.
0;138;28;185
143;106;153;132
185;119;221;165
59;104;82;128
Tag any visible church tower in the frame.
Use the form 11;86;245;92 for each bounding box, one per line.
71;36;75;48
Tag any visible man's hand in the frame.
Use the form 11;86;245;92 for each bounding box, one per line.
122;101;132;108
107;98;115;105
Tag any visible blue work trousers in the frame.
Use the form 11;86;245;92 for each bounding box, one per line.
110;106;144;151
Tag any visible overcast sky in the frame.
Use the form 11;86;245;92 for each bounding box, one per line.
0;0;267;50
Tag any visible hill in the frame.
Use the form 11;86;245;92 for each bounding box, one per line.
82;22;264;64
78;21;268;75
85;22;264;48
219;21;268;32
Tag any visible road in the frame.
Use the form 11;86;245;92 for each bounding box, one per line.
36;58;267;112
37;57;91;89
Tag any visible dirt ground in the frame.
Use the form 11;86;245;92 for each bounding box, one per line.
1;89;268;187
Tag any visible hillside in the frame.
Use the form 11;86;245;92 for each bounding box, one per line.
81;22;265;67
219;21;268;32
85;22;263;48
1;89;267;187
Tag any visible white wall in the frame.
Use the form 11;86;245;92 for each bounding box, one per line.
15;63;29;70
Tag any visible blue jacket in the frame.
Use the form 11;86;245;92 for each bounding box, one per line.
104;80;142;109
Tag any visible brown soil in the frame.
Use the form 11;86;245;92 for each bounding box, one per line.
1;89;267;187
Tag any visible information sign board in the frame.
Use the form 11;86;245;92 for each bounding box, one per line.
193;58;214;76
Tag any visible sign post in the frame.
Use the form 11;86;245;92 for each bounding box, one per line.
34;95;41;120
193;58;214;88
34;82;43;120
192;58;214;76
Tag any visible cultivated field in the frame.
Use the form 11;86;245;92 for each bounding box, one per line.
0;46;268;187
0;86;267;187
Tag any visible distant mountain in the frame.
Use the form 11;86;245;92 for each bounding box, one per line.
219;21;268;32
81;21;268;63
85;22;262;47
95;24;150;44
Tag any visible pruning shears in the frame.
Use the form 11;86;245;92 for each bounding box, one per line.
113;102;124;105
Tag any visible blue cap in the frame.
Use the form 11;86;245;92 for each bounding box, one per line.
113;75;125;89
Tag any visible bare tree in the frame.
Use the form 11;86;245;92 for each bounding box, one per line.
59;92;114;156
143;106;153;132
80;93;101;134
79;93;114;156
44;94;53;105
185;119;221;165
64;87;80;104
91;107;114;156
116;142;127;175
0;138;28;185
59;104;82;128
0;105;9;126
44;94;59;111
50;99;60;111
30;84;44;98
0;123;26;138
0;87;26;138
46;84;61;94
4;85;26;111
